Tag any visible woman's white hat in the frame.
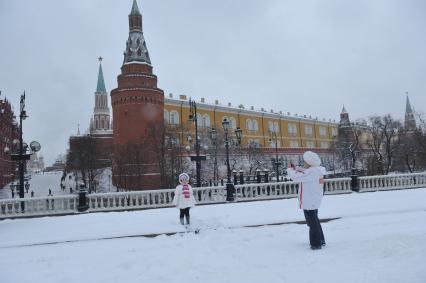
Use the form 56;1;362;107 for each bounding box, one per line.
179;173;190;183
303;151;321;167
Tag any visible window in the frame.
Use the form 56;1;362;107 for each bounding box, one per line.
288;123;297;134
170;110;179;125
319;126;327;136
229;117;237;129
246;119;253;131
202;114;210;128
274;122;280;133
196;113;202;127
163;110;169;124
321;142;329;149
289;140;299;148
252;120;259;131
305;125;313;135
270;139;281;147
268;121;274;132
306;141;315;148
248;139;260;148
331;128;338;137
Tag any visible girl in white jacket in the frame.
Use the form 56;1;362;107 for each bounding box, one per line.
172;173;196;225
287;151;326;250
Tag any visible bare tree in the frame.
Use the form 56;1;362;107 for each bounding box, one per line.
66;135;103;193
366;115;402;175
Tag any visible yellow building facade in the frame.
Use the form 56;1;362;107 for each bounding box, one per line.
163;95;338;151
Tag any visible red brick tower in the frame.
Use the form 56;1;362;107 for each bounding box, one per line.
111;0;164;190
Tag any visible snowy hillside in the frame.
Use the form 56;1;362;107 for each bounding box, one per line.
0;188;425;283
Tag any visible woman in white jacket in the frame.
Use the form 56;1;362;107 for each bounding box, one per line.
287;151;327;250
172;173;196;225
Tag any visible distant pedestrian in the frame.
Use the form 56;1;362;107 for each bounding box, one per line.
48;189;53;196
287;151;327;250
30;191;34;197
11;189;15;198
172;173;196;225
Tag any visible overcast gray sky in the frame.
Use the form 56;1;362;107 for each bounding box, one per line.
1;0;425;166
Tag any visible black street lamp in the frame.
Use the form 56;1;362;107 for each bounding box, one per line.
188;98;206;187
269;131;281;182
5;92;41;208
209;127;219;185
222;118;234;201
222;119;243;201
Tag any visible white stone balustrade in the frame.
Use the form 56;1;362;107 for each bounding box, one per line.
358;172;426;192
0;195;78;218
234;181;299;201
323;178;352;194
1;172;425;219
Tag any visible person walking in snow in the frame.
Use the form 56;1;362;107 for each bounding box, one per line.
172;173;196;225
287;151;327;250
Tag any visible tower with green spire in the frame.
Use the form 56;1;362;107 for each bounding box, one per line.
404;93;416;131
91;57;111;132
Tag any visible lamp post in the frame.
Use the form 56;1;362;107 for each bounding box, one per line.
5;92;41;209
188;98;206;187
209;128;218;185
269;131;281;182
222;119;243;201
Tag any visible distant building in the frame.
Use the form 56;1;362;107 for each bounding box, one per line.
45;157;66;172
0;94;19;188
27;152;45;173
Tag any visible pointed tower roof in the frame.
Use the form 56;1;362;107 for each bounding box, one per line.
130;0;141;15
96;57;107;93
405;95;413;115
123;1;151;65
341;105;347;114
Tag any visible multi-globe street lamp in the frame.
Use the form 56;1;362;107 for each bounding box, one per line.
269;131;281;182
3;92;41;208
188;98;206;187
222;118;242;201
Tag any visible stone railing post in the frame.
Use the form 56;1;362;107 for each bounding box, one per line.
78;184;89;212
264;170;269;183
351;169;359;192
256;169;261;183
239;170;244;184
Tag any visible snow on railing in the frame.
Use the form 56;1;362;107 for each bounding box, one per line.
324;178;352;194
358;172;426;192
0;173;424;219
0;195;78;218
234;181;299;201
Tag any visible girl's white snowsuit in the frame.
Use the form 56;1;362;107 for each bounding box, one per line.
287;166;326;210
172;184;196;209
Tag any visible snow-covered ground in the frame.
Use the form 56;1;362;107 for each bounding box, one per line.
0;172;65;199
1;189;425;283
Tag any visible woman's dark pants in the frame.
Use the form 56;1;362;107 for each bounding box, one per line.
303;209;325;248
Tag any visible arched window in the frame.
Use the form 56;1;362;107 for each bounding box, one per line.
163;110;169;124
95;119;99;129
246;119;253;131
101;119;104;129
196;113;202;127
170;110;179;125
274;122;279;133
202;114;210;128
268;121;274;132
253;120;259;131
229;117;237;129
